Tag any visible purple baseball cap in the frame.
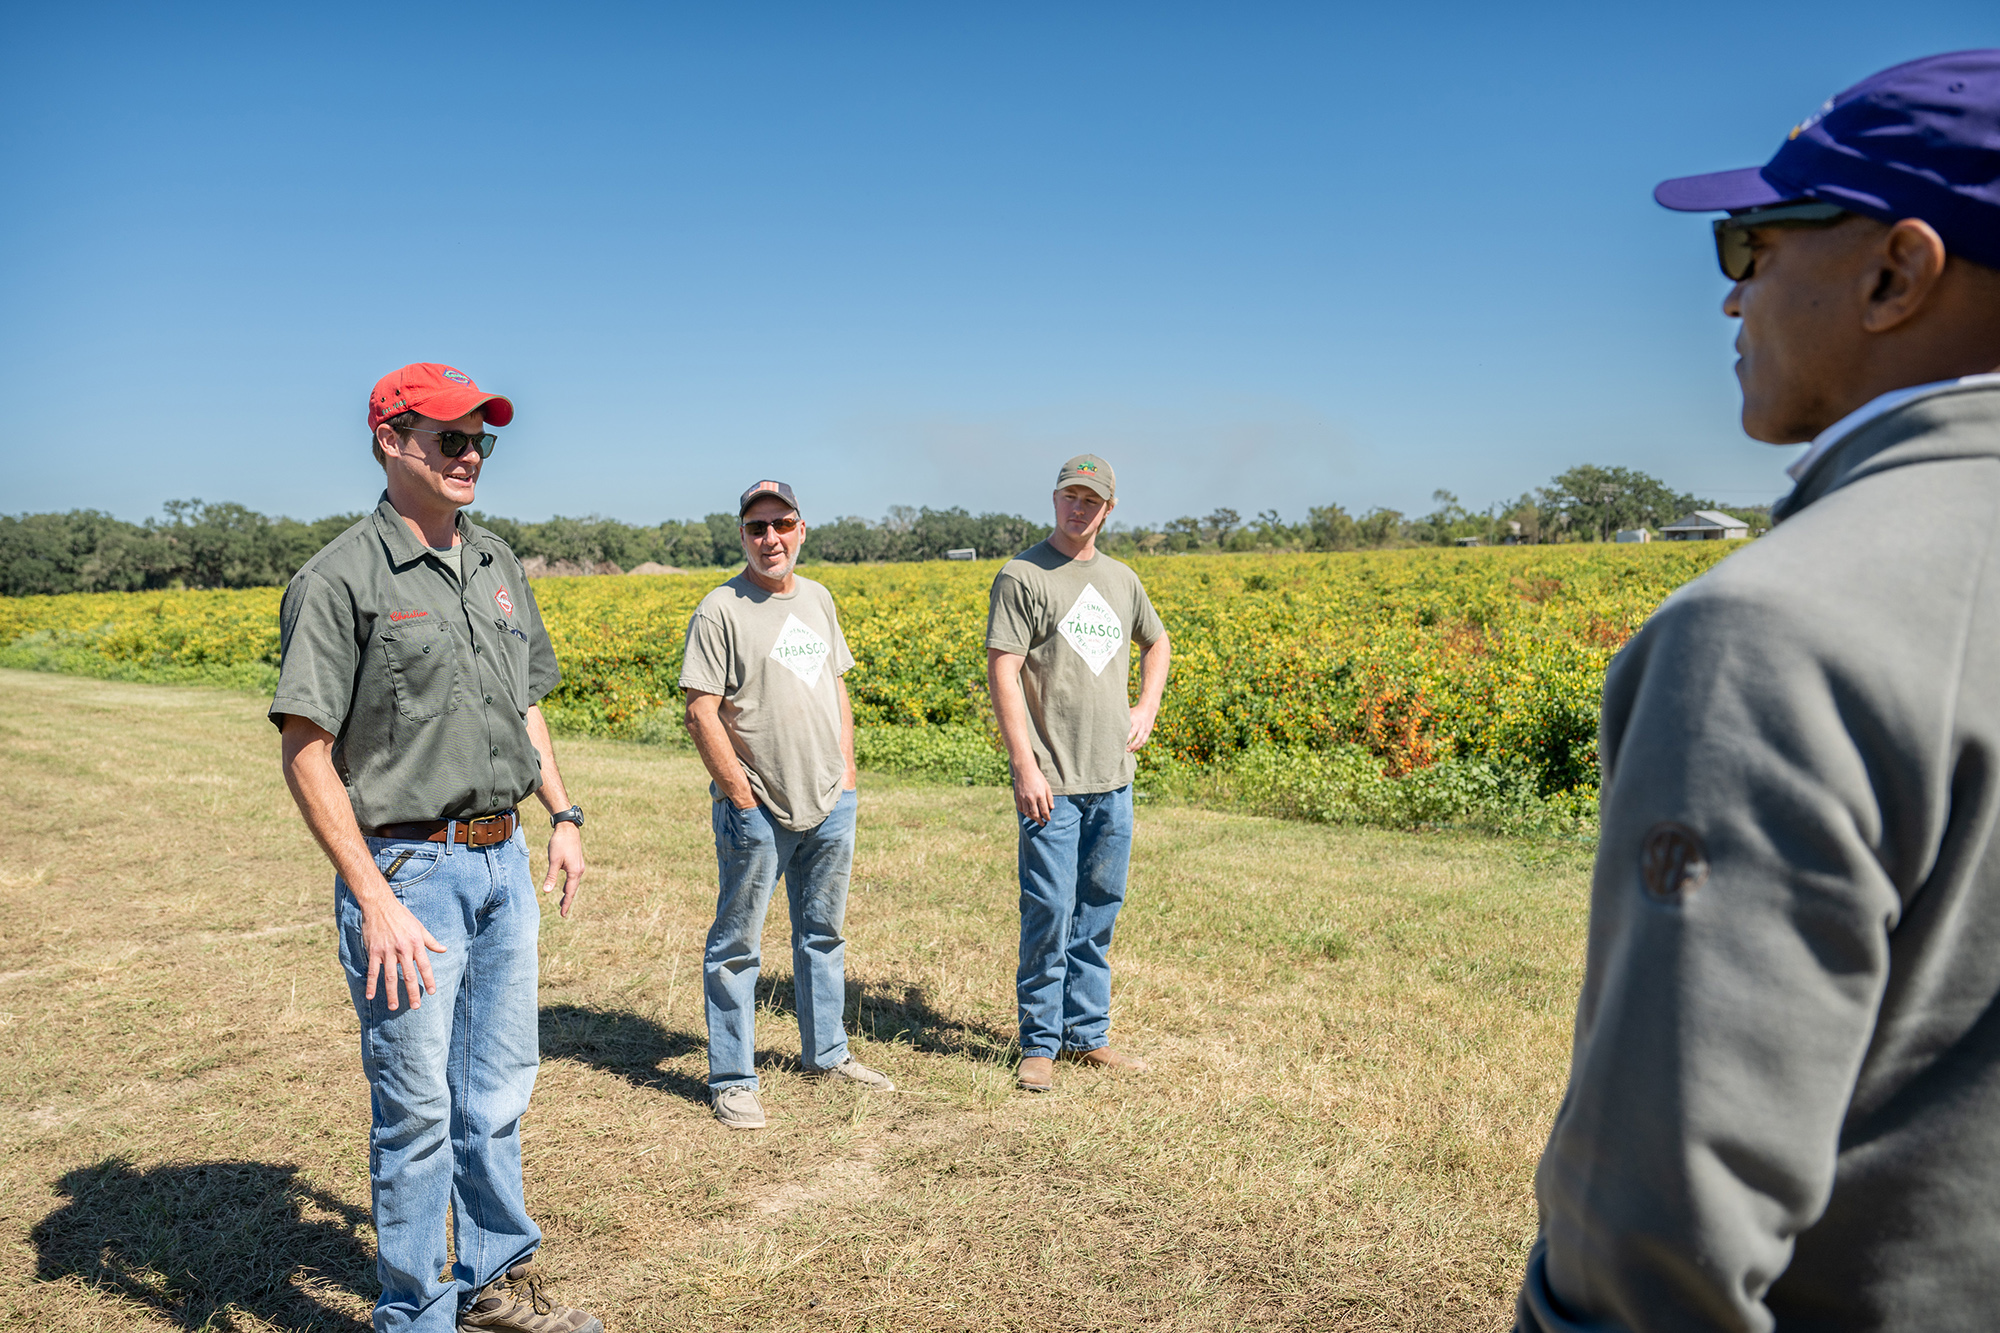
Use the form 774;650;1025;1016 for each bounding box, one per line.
1654;50;2000;270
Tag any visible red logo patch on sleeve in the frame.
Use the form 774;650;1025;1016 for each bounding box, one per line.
494;586;514;617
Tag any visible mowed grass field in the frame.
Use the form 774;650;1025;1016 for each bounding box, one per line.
0;669;1592;1332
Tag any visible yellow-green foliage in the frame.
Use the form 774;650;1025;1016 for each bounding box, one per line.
522;545;1740;796
0;544;1740;795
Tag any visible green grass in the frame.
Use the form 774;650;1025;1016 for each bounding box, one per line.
0;669;1589;1330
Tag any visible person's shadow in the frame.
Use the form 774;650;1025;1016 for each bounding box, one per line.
33;1157;373;1330
539;1003;712;1103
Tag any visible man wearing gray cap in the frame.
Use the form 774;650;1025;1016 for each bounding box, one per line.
987;455;1171;1094
682;480;893;1131
1518;51;2000;1330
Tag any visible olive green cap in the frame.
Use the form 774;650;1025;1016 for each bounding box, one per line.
1056;453;1115;501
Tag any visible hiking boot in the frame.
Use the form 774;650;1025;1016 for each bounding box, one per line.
1016;1055;1055;1092
1062;1046;1149;1072
458;1264;601;1333
813;1057;894;1091
712;1085;767;1130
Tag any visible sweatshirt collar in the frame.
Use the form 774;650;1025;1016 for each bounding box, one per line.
1787;375;2000;484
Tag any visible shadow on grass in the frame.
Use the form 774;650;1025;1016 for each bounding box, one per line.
539;1003;710;1104
749;973;1016;1065
33;1157;372;1331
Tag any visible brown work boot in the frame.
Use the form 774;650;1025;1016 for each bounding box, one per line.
1063;1046;1149;1072
459;1263;602;1333
1016;1055;1055;1092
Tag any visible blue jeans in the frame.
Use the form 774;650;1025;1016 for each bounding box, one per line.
705;789;857;1091
335;826;542;1333
1017;787;1134;1058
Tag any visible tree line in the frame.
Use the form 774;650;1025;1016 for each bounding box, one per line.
0;465;1767;597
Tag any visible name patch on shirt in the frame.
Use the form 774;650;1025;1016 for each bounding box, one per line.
1059;583;1124;676
769;613;832;688
389;609;429;622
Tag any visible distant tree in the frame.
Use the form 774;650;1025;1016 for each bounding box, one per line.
1539;465;1705;542
801;516;888;564
159;499;299;589
1203;508;1242;546
1162;516;1203;553
1306;504;1358;551
704;512;741;566
0;510;174;596
1355;507;1405;547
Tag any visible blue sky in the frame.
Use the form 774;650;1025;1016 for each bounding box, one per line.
3;4;1995;529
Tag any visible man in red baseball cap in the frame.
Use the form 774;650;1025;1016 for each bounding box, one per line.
271;364;600;1332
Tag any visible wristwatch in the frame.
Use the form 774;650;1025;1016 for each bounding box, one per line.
551;805;585;830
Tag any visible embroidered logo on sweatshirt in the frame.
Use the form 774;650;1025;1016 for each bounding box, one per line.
1058;583;1124;677
769;613;832;688
1641;822;1709;902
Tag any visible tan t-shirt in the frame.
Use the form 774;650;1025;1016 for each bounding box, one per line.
986;541;1165;795
680;573;856;832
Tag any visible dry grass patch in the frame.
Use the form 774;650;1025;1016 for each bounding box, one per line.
0;669;1589;1330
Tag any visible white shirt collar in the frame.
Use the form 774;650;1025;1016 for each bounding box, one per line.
1787;374;2000;482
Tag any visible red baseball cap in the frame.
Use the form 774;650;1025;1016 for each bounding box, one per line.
368;363;515;432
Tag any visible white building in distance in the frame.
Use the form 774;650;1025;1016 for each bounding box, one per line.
1660;510;1750;541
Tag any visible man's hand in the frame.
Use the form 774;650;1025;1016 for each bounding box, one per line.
1127;702;1160;752
543;821;586;918
359;890;447;1011
280;714;451;1011
1014;763;1055;826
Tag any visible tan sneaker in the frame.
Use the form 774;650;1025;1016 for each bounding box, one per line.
458;1264;602;1333
813;1057;894;1091
712;1086;767;1130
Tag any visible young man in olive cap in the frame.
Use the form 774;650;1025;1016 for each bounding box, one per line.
273;364;599;1332
682;480;894;1131
1517;51;2000;1331
987;455;1171;1093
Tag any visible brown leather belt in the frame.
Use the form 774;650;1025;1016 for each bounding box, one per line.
371;812;518;847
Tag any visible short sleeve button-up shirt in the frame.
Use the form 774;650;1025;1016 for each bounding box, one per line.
270;495;561;829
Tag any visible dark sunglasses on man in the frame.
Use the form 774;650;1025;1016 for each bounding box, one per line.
1712;201;1848;281
399;425;500;459
741;516;801;537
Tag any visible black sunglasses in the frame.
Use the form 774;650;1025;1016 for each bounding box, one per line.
1712;201;1848;281
741;516;801;537
400;425;499;459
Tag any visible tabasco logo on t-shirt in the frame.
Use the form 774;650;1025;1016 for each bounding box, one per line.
769;613;832;688
1059;584;1124;676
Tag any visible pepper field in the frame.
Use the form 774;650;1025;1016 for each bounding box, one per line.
0;543;1737;812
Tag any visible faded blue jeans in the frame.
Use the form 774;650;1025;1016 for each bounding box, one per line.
335;825;542;1333
1017;786;1134;1058
705;789;856;1091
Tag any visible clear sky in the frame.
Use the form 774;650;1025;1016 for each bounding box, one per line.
3;4;1995;529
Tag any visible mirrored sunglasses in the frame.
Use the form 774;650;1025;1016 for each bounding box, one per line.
741;516;801;537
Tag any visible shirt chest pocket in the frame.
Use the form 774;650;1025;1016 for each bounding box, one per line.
380;621;459;721
491;617;533;713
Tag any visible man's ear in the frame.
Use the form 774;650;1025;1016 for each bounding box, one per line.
1862;218;1950;334
374;423;406;458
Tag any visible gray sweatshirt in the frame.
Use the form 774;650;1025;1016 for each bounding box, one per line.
1517;381;2000;1332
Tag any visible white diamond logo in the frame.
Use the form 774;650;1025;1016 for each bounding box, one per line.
1058;583;1125;677
768;613;832;688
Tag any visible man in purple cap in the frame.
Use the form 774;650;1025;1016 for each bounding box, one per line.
1518;51;2000;1331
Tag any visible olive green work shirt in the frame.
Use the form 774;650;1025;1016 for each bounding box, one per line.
269;495;562;830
